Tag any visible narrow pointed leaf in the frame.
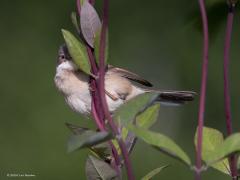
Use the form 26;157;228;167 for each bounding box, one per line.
113;128;136;155
194;127;230;175
128;125;191;166
112;139;121;155
80;1;102;47
136;104;160;129
125;131;136;154
94;29;109;65
67;130;112;153
90;143;112;162
85;155;119;180
124;104;160;154
62;29;91;75
142;165;169;180
65;122;89;135
206;133;240;165
113;93;159;125
71;12;80;33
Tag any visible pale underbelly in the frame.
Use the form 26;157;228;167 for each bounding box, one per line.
65;94;125;116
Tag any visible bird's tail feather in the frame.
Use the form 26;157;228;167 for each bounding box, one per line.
143;90;196;106
157;90;196;106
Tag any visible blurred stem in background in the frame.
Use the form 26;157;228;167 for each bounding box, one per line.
195;0;238;179
195;0;209;179
223;1;237;179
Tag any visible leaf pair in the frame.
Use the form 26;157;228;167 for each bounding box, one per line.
206;133;240;165
62;1;108;76
119;103;161;154
114;93;192;166
128;125;191;166
195;126;240;176
86;155;119;180
67;130;112;153
80;0;108;65
66;123;112;155
111;93;191;177
114;92;159;126
194;127;230;175
112;93;171;179
112;93;160;154
66;123;117;179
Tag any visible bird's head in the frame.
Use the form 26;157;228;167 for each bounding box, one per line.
57;44;77;71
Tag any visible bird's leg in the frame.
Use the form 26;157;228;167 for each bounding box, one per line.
105;90;118;101
88;86;95;92
89;87;118;101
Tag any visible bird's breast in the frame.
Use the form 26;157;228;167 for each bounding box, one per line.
65;94;91;115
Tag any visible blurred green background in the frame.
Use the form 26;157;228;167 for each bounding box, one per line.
0;0;240;179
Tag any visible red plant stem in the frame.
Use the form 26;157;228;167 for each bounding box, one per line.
195;0;209;179
88;51;121;171
77;0;105;127
89;0;95;5
98;0;135;179
91;101;121;175
223;5;237;179
76;0;121;173
86;47;105;122
92;101;104;130
76;0;81;13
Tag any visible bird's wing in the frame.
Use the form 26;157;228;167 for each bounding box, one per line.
107;65;153;87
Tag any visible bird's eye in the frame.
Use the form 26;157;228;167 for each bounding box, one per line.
60;55;65;59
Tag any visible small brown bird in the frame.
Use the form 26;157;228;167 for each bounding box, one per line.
54;45;195;116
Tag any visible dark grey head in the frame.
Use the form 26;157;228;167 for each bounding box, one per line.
57;44;72;65
56;44;77;71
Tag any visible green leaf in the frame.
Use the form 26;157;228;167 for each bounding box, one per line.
136;103;160;129
80;0;85;6
206;133;240;165
71;12;80;33
125;131;136;154
111;139;121;155
141;165;169;180
80;0;101;47
65;122;89;135
94;29;109;65
85;155;119;180
113;93;159;155
113;93;159;126
90;142;112;161
121;126;129;140
194;127;230;175
61;29;91;75
122;104;160;154
67;130;113;153
128;125;191;166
